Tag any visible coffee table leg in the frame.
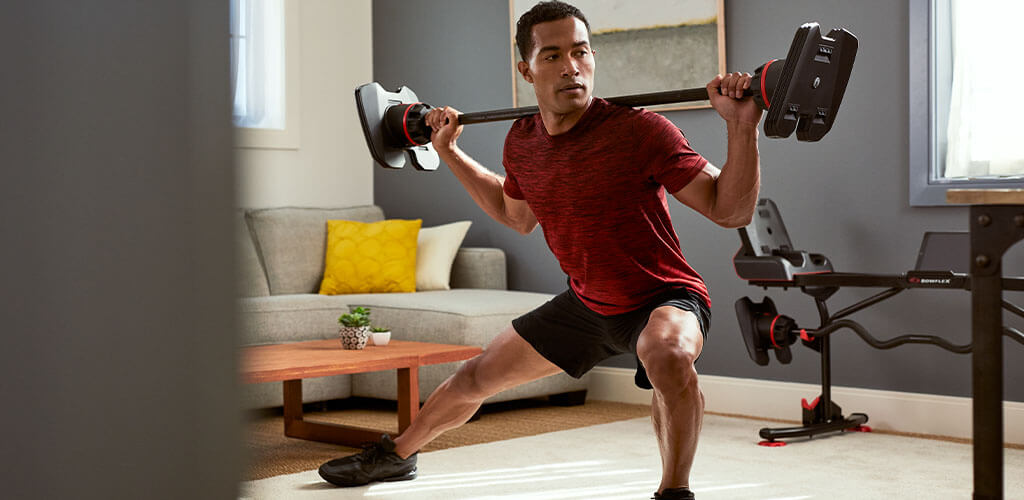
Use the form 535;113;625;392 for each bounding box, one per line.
397;366;419;433
279;373;427;446
282;379;304;431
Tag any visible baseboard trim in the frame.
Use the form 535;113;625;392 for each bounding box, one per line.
586;366;1024;444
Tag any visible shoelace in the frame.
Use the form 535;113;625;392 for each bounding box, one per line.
356;441;385;464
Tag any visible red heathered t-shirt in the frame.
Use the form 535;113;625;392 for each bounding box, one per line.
502;97;711;315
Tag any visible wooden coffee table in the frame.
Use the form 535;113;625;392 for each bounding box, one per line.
242;339;481;446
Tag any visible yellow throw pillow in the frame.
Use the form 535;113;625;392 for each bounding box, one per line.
416;221;472;290
318;219;422;295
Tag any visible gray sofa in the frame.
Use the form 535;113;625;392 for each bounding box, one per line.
238;205;589;409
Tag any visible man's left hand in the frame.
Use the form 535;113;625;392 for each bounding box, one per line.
707;72;763;127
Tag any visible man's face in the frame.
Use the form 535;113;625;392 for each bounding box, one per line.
518;16;595;115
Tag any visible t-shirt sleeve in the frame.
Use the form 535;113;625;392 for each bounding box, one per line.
502;167;525;200
641;114;709;194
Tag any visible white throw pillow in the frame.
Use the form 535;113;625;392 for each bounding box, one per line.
416;221;472;290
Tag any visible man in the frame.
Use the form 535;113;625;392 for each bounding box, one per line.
319;2;761;498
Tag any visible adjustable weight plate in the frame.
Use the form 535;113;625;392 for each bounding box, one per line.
764;22;858;141
355;82;439;170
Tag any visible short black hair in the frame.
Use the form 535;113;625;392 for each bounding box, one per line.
515;1;591;62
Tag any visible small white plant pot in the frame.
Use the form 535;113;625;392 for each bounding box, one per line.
339;326;371;350
369;331;391;346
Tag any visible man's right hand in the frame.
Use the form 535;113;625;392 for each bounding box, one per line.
425;106;463;155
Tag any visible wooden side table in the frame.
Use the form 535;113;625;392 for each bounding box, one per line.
947;188;1024;500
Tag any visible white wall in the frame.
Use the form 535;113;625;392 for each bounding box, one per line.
236;0;373;208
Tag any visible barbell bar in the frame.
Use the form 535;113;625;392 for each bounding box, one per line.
356;22;857;171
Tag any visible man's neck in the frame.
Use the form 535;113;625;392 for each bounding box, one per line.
539;96;593;136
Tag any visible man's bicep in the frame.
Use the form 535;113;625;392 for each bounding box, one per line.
502;192;538;232
671;163;721;221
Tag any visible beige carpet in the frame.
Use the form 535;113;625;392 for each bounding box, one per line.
241;413;1024;499
245;398;652;480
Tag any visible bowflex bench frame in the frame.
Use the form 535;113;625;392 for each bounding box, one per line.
733;199;1024;444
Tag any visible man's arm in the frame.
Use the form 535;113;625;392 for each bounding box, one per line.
439;144;538;234
425;106;538;235
672;72;762;228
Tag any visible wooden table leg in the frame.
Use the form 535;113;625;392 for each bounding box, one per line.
282;379;304;428
397;366;420;433
281;378;385;446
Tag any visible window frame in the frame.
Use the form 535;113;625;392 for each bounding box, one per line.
233;0;301;150
909;0;1023;206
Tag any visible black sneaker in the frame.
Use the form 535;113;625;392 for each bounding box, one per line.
318;434;417;487
653;487;695;499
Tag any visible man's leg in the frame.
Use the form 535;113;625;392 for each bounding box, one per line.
392;324;563;459
636;306;705;495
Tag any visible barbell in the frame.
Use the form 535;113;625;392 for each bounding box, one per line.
356;22;858;171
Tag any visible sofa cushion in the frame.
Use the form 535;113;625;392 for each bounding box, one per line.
238;289;553;347
344;289;553;347
319;219;422;294
237;211;270;297
239;294;356;346
344;289;550;316
450;247;507;290
247;206;385;295
416;221;472;291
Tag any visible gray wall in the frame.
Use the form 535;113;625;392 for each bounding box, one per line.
373;0;1024;401
1;2;240;498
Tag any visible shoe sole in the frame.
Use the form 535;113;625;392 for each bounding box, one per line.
319;467;417;487
379;468;417;482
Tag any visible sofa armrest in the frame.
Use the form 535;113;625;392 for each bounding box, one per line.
450;247;507;290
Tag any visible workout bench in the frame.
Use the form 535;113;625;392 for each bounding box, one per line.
732;198;1024;444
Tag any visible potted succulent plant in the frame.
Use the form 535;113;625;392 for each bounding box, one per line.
337;306;371;350
369;325;391;346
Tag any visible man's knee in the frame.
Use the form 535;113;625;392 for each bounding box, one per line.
637;308;703;393
640;346;699;392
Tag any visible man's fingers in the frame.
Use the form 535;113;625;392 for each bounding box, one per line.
445;107;460;126
720;72;736;98
427;108;443;129
426;107;455;130
707;74;724;96
716;72;754;99
433;106;455;128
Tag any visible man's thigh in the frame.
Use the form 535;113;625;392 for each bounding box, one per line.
463;325;564;396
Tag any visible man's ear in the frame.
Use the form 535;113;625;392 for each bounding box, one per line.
517;60;534;84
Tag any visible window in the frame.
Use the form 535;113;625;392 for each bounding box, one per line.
230;0;300;149
909;0;1024;206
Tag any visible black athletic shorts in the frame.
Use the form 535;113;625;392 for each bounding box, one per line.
511;286;711;390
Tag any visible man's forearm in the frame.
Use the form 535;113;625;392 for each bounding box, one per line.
438;146;519;228
713;122;761;227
